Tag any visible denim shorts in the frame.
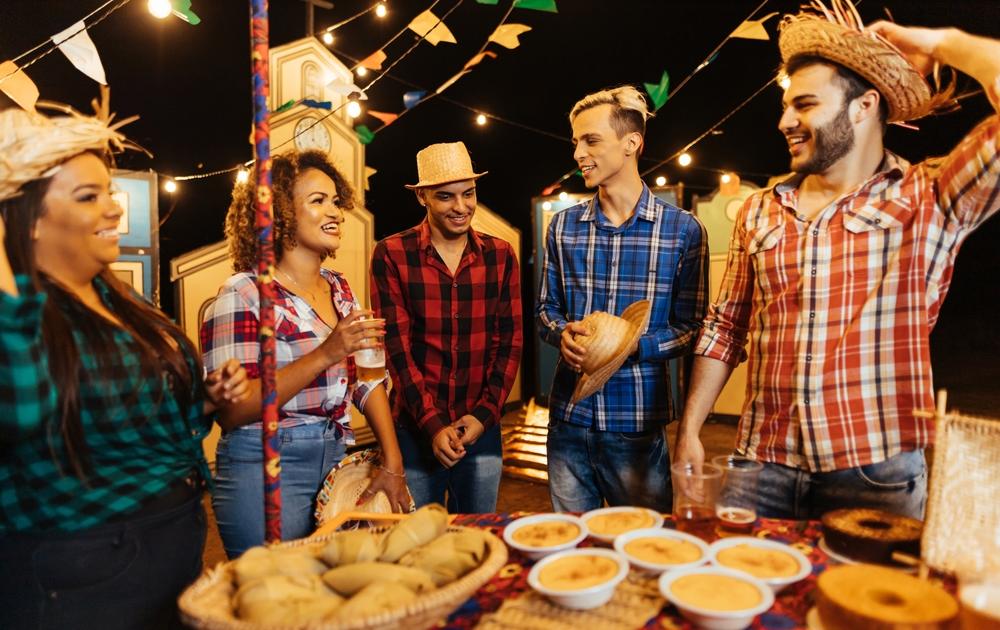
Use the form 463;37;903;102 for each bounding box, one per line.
546;421;672;513
212;422;346;558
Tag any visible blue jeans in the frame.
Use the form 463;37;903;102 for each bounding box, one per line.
212;422;346;558
748;449;927;520
546;421;672;513
396;423;502;513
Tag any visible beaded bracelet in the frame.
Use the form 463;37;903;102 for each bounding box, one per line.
377;465;406;478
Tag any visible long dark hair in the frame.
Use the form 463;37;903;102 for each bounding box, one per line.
0;154;200;480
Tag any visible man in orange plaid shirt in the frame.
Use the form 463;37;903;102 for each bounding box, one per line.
675;9;1000;519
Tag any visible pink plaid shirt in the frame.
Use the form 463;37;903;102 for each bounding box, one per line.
696;115;1000;472
201;269;387;440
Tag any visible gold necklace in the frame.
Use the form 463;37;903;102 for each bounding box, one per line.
275;266;327;302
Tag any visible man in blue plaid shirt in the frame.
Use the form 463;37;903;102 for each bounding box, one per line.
537;86;709;512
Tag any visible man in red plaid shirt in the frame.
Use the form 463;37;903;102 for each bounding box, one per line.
676;12;1000;520
370;142;523;512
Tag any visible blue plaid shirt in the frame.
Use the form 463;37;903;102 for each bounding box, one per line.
537;185;709;431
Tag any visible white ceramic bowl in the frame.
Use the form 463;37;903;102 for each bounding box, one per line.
708;536;812;593
502;513;588;560
527;547;630;610
581;506;665;545
659;566;775;630
613;527;710;574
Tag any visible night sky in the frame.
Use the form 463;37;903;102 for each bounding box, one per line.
1;0;997;407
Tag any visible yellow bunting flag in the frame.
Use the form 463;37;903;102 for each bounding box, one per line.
463;51;497;72
368;110;399;126
488;23;532;49
359;50;387;70
730;12;778;40
408;10;458;46
436;70;470;95
364;166;377;191
0;61;39;112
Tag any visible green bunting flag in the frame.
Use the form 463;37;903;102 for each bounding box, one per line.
171;0;201;25
476;0;500;4
273;99;296;113
514;0;557;12
644;70;670;111
355;124;375;145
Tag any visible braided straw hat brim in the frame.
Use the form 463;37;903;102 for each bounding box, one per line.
314;449;400;528
405;141;487;189
777;1;955;124
571;300;652;403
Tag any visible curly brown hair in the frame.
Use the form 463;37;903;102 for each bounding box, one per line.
225;150;356;272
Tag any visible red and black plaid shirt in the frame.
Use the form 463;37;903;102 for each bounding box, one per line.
370;220;523;439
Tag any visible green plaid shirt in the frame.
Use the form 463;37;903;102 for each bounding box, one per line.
1;275;210;534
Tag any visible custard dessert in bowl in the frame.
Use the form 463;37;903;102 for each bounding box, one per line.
502;513;588;560
527;548;630;609
613;527;709;574
659;566;774;630
581;506;664;544
708;536;811;593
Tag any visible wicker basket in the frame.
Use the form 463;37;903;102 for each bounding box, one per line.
922;412;1000;577
179;525;508;630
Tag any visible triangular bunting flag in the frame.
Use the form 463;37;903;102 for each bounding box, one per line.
403;91;426;109
463;51;497;72
476;0;500;4
171;0;201;25
514;0;558;12
368;110;399;125
302;99;332;110
730;12;778;40
407;10;457;46
541;184;559;196
273;99;296;113
355;125;375;145
644;70;670;111
436;70;470;95
488;24;532;49
364;166;377;191
0;60;40;112
359;50;387;70
51;21;107;85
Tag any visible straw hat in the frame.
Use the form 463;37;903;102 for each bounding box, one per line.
314;449;413;528
778;0;955;123
405;141;487;189
571;300;651;403
0;87;142;202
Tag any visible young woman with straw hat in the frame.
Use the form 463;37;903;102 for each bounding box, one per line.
0;97;249;628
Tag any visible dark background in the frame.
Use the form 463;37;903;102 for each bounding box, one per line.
1;0;997;411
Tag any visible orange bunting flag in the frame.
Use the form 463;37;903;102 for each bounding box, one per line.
488;24;531;49
463;51;497;72
359;50;387;70
0;61;39;112
730;12;778;40
368;110;399;126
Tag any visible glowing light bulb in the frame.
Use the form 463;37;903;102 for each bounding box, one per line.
375;3;388;18
322;32;334;45
542;201;552;211
148;0;172;19
476;113;487;126
164;179;178;193
236;169;250;184
655;175;667;187
778;74;791;90
356;66;368;77
346;100;362;118
721;173;732;185
678;152;692;167
558;191;568;201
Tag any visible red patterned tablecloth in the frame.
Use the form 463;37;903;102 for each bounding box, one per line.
439;513;829;629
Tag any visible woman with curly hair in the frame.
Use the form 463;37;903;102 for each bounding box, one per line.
200;150;410;558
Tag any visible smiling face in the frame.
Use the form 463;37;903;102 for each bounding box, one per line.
417;178;477;241
290;167;345;257
571;103;641;189
779;63;859;175
33;152;122;284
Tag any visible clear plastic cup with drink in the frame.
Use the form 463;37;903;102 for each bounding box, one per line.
352;316;386;381
671;461;723;542
711;454;763;534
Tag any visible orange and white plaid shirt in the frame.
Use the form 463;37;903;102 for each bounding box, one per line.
696;114;1000;472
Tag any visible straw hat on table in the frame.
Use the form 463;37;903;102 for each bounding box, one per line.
405;141;487;189
571;300;651;403
778;0;955;123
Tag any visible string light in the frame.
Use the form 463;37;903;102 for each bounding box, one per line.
542;201;552;211
476;113;487;126
558;191;568;201
236;168;250;184
356;66;368;77
147;0;172;19
678;153;692;167
322;32;334;45
655;175;667;187
163;179;178;193
720;172;732;184
346;100;362;118
375;3;388;18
